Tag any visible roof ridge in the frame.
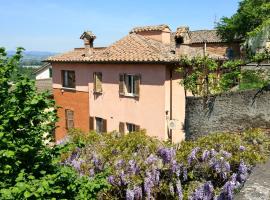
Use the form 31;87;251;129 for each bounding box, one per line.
190;29;217;32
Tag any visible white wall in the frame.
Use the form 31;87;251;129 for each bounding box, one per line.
36;68;51;80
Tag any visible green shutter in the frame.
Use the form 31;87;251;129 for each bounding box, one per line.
134;74;140;97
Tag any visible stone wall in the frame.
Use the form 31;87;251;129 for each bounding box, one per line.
185;89;270;139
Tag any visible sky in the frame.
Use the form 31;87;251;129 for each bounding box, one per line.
0;0;239;53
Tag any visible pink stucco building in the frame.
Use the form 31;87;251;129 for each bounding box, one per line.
47;24;240;143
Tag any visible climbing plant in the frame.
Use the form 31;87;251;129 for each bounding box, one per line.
177;49;270;97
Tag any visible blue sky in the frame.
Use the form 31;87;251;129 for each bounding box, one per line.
0;0;239;52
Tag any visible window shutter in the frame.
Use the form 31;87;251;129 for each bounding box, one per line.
135;124;140;132
94;72;102;93
65;109;74;129
119;122;125;136
102;119;107;132
69;71;76;88
119;74;125;95
89;116;94;130
134;74;141;97
96;72;102;92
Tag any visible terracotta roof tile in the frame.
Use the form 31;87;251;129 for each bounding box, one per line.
130;24;170;33
46;34;178;63
189;30;223;43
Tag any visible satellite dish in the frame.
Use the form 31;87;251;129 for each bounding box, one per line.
168;120;177;130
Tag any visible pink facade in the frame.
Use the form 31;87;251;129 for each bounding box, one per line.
52;62;186;142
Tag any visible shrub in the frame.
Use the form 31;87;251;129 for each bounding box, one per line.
63;129;270;199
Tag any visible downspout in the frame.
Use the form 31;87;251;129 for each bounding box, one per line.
169;68;173;142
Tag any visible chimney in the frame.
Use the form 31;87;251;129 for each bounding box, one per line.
130;25;171;45
175;26;190;44
80;31;96;57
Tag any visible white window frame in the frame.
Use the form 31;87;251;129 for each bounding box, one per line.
125;74;136;96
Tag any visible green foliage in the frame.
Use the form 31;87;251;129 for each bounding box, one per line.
64;129;270;199
177;129;270;166
216;0;270;42
178;56;245;96
11;66;36;82
0;47;110;199
239;69;270;90
178;52;270;96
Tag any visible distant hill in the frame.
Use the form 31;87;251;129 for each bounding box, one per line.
7;50;57;66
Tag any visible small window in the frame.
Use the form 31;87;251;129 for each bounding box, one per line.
126;123;136;133
175;37;184;45
65;109;74;130
49;68;52;78
93;72;102;93
96;117;107;133
119;74;140;97
126;123;140;133
62;70;75;88
126;75;135;94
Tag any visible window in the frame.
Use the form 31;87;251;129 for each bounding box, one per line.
93;72;102;93
65;109;74;129
95;117;107;133
126;123;140;133
62;70;75;88
175;37;184;45
119;74;140;97
49;68;52;78
126;123;136;133
226;48;234;60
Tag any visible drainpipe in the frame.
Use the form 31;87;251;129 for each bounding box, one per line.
169;68;173;142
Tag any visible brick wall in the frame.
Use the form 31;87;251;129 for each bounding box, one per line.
189;43;241;58
185;89;270;139
53;88;89;141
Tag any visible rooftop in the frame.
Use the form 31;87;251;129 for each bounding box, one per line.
46;25;230;63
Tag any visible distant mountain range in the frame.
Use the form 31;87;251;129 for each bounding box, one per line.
7;51;58;66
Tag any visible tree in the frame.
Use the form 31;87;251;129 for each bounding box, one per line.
0;47;110;199
216;0;270;42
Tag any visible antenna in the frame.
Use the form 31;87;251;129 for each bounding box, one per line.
214;14;218;27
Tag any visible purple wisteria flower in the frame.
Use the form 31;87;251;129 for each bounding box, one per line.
210;149;217;157
209;157;231;180
128;160;139;174
158;147;176;163
108;175;115;185
183;167;188;181
239;146;246;151
238;160;248;183
176;179;183;200
202;150;210;161
220;150;232;159
133;186;143;200
216;173;240;200
171;160;181;177
144;176;154;200
188;147;200;165
189;181;214;200
115;159;125;168
89;168;95;177
126;188;135;200
146;154;158;165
